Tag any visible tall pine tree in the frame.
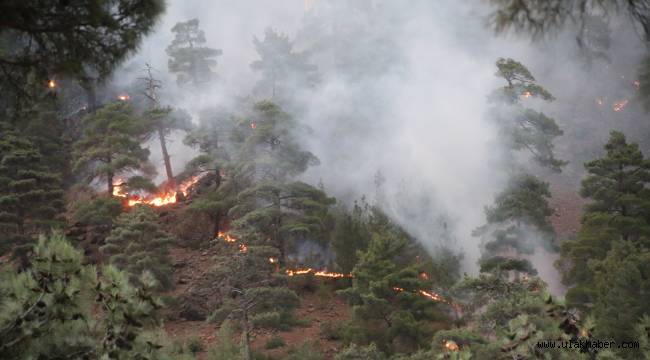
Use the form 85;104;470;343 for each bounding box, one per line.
0;129;64;254
101;205;174;290
560;131;650;309
73;102;153;196
166;19;222;87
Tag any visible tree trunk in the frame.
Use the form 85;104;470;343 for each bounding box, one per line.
158;126;174;188
107;173;114;197
241;312;252;360
82;78;97;112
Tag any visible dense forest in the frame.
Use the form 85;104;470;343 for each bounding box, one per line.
2;1;650;359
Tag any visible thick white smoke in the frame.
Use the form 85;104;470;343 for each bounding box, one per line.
113;0;647;281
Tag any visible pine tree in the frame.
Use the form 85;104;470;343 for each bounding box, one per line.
207;243;299;360
560;131;650;308
251;28;319;99
229;181;334;263
474;173;555;277
166;18;222;87
490;58;566;171
330;202;372;273
139;64;194;188
0;233;169;359
0;233;95;359
339;231;444;354
101;205;174;290
73;102;153;196
590;241;650;351
0;128;64;255
0;0;165;107
489;0;650;42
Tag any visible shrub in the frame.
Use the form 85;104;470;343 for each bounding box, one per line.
320;321;343;340
264;335;286;349
285;341;324;360
186;336;205;354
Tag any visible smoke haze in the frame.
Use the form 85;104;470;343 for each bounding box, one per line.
112;0;648;283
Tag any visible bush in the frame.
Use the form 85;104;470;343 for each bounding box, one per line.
315;282;333;309
285;341;324;360
334;343;386;360
186;336;205;354
320;321;343;340
251;311;282;329
264;335;286;349
207;320;240;360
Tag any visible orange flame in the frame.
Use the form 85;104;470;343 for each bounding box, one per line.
118;94;130;101
521;91;532;98
250;122;257;129
285;268;351;278
113;174;204;207
238;244;248;253
269;257;278;264
48;80;57;89
217;231;237;243
613;99;629;112
444;340;459;352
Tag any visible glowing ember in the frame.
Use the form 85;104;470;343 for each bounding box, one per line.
420;272;429;280
444;340;459;352
521;91;532;98
113;174;205;207
419;290;444;302
118;94;130;101
47;80;57;89
613;99;629;112
285;268;351;278
238;244;248;253
250;122;257;129
218;231;237;243
269;257;278;264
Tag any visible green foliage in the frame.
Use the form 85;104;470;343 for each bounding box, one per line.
0;129;64;253
474;173;554;290
101;205;174;290
185;336;205;354
73;102;152;195
560;131;650;310
230;180;335;261
0;233;95;358
251;28;319;99
207;320;241;360
264;335;286;349
72;197;123;228
0;233;170;359
0;0;164;99
166;18;222;86
339;229;445;354
330;202;372;273
95;266;165;359
285;341;324;360
489;0;650;41
320;320;344;341
334;343;386;360
590;241;650;349
490;58;565;171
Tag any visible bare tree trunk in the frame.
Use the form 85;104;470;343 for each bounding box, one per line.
241;312;252;360
157;126;174;188
107;173;114;197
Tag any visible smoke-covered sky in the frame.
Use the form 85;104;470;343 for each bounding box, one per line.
112;0;648;282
